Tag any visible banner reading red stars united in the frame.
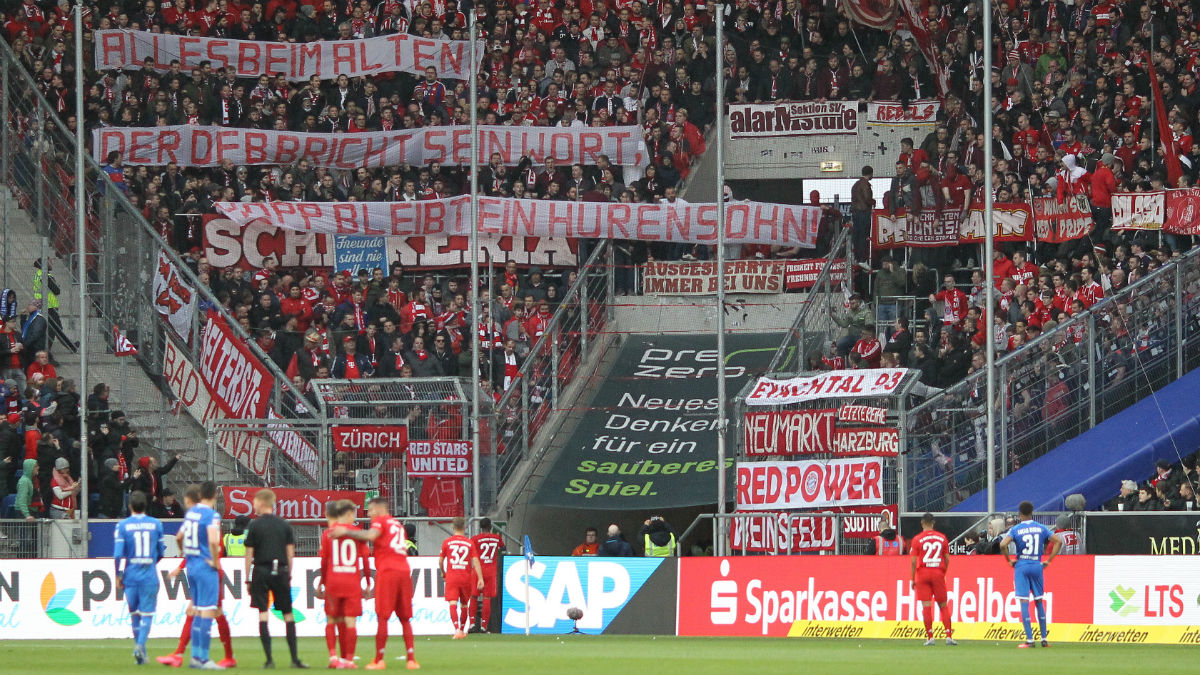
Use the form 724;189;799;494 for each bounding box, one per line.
93;125;649;169
213;197;823;248
94;29;476;80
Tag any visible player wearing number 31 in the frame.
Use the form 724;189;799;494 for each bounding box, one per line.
999;501;1063;648
909;512;955;647
114;491;165;665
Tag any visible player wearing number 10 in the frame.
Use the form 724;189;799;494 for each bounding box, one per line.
999;501;1063;648
114;491;165;665
908;512;955;647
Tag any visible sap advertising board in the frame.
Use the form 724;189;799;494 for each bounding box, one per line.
500;557;677;634
533;333;787;509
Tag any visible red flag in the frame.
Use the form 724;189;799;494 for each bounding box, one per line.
1149;60;1184;187
113;325;138;357
896;0;950;97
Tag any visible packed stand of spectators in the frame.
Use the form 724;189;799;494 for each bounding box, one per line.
1104;454;1200;511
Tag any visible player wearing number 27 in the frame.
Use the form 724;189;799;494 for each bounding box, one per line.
114;491;164;665
909;512;955;646
439;516;484;640
999;501;1063;648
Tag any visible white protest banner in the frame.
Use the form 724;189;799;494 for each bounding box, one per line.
728;101;859;138
95;29;475;80
745;368;909;406
93;125;648;168
152;250;196;343
1111;191;1165;230
865;100;941;124
213;197;822;248
642;260;786;294
735;458;885;510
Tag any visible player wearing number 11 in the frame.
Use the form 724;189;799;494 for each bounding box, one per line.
999;501;1063;648
114;491;165;665
909;512;955;646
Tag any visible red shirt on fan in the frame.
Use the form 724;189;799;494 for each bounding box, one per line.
370;515;411;573
852;336;882;368
910;529;949;573
319;524;370;595
933;288;969;326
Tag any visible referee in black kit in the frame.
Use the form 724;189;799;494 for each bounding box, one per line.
244;488;308;669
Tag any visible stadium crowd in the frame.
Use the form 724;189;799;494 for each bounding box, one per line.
2;0;1200;522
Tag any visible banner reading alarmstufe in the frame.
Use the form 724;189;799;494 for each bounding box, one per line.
95;29;476;80
94;124;648;169
214;197;822;248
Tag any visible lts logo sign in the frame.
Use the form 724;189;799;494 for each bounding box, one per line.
1094;558;1200;625
500;557;663;634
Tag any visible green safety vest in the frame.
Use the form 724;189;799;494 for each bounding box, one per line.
644;533;676;557
32;269;58;310
223;532;247;557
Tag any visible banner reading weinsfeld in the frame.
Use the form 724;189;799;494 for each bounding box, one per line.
406;440;472;477
643;260;785;294
745;369;909;406
331;424;408;453
220;486;365;519
214;197;822;248
95;29;476;80
735;458;885;510
94;125;647;169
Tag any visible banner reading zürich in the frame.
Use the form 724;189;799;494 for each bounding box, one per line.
531;333;786;509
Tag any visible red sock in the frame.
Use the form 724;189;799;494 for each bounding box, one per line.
175;614;195;655
922;604;934;637
449;603;460;631
480;597;492;631
339;626;356;659
216;615;233;660
401;619;415;660
941;605;953;636
326;622;338;656
375;624;388;662
459;603;470;631
467;596;477;630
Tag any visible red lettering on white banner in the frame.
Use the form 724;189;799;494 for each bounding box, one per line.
735;458;885;510
746;369;908;406
643;260;786;294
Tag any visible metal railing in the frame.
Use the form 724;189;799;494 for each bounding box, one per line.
0;519;85;558
0;38;316;491
768;224;855;372
904;248;1200;512
490;240;614;507
679;512;897;556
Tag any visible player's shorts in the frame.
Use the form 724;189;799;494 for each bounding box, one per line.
444;573;472;603
250;567;293;614
914;568;947;603
475;571;498;598
186;563;220;612
325;591;363;618
125;582;159;616
374;570;414;622
1013;563;1045;600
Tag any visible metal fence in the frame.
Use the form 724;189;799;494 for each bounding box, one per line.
678;512;897;556
904;247;1200;512
768;224;856;372
0;38;315;490
0;519;85;558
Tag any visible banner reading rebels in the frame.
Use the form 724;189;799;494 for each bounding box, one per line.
93;125;648;169
95;29;475;80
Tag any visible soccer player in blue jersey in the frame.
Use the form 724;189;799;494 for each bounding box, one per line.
998;501;1063;648
114;491;165;665
177;481;224;670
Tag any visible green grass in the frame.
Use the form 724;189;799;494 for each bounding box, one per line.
1;635;1197;674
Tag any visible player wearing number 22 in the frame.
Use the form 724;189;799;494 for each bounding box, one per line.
318;500;371;669
999;501;1063;648
114;491;165;665
909;512;955;646
439;516;484;640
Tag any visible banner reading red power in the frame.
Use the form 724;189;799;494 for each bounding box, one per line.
736;458;884;510
221;486;366;520
331;425;408;453
676;556;1095;637
198;311;274;420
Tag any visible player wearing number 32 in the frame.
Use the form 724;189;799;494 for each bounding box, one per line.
909;512;955;647
999;501;1063;648
114;491;164;665
439;517;485;640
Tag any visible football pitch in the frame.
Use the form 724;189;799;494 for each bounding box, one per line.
2;635;1197;674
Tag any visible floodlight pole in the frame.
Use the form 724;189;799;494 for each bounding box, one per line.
468;13;482;524
75;1;90;535
983;0;997;516
714;4;729;556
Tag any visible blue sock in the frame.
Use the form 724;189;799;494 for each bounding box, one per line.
137;615;153;650
130;613;141;641
192;617;212;662
1020;601;1033;641
1035;600;1048;640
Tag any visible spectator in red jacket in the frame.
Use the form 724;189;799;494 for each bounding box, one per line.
1090;153;1119;244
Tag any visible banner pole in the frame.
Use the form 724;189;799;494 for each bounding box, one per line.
468;13;482;524
714;1;729;556
75;1;90;537
983;0;997;517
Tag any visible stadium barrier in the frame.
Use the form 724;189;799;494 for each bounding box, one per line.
2;554;1198;642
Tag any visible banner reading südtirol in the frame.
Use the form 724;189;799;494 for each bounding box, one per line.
531;333;787;509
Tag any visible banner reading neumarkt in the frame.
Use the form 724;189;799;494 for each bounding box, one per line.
530;333;785;509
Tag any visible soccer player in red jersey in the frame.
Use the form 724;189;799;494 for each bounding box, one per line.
438;517;484;639
318;501;371;669
333;498;420;670
910;512;956;646
469;518;505;633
